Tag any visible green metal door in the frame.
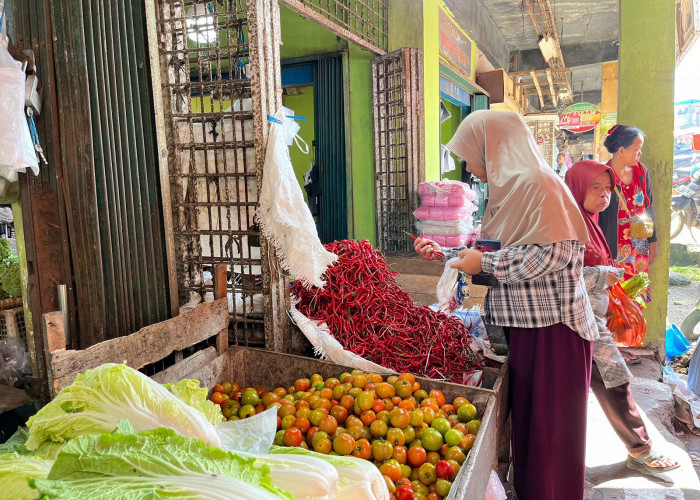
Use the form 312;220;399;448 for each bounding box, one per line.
315;56;347;243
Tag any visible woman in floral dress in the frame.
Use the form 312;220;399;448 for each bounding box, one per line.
598;125;657;301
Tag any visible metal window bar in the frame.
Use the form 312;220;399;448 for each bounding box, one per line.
372;48;424;252
281;0;388;54
150;0;265;346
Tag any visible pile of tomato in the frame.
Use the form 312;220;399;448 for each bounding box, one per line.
209;370;482;500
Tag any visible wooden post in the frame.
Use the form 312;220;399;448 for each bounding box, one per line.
42;311;66;397
213;264;229;355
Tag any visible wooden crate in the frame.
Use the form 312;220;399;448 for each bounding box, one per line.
43;266;499;500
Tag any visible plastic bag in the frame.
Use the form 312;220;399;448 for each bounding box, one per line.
436;258;460;313
0;45;39;180
0;337;31;386
666;323;691;359
606;282;647;347
217;406;278;454
689;348;700;396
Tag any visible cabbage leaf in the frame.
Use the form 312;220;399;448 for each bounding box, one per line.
166;378;224;425
0;452;53;500
32;428;292;500
26;363;220;451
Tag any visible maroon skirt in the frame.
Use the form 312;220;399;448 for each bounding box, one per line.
508;323;593;500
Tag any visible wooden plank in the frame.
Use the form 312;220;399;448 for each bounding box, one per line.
183;352;230;391
530;69;545;109
545;68;557;106
151;347;218;384
49;299;228;391
213;264;229;355
43;311;66;352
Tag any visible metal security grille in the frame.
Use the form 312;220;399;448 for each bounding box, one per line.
149;0;265;346
281;0;388;54
372;48;424;252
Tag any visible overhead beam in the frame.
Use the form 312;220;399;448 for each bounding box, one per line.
546;69;557;106
510;41;619;72
530;70;545;109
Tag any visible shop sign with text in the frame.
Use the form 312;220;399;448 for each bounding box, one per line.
439;8;473;80
559;103;602;133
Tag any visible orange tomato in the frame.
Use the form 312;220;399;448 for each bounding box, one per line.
407;445;428;467
283;427;303;447
209;392;224;405
429;390;446;408
379;459;402;482
352;438;372;460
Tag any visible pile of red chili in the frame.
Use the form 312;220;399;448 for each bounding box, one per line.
291;239;486;383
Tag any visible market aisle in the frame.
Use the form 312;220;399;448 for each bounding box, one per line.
584;374;700;499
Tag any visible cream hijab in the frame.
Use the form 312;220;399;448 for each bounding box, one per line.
447;110;589;247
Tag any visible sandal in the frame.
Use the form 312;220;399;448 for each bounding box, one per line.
626;450;680;477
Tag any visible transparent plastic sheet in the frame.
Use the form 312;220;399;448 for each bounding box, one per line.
436;258;460;313
216;406;278;454
0;45;38;180
0;337;31;386
415;219;473;235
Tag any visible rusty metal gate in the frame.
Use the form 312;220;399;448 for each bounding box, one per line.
371;48;424;252
146;0;268;346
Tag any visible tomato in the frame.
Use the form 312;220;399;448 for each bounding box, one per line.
372;398;386;413
239;404;256;419
394;380;413;399
396;483;415;500
310;373;324;386
380;459;402;482
375;382;395;399
389;408;411;429
457;403;477;423
360;410;377;426
278;402;296;419
383;474;397;494
295;416;311;433
444;429;463;447
281;414;296;429
446;459;461;481
398;398;416;412
402;425;416;444
352;374;368;389
312;398;332;412
428;390;446;408
309;408;327;427
421;407;436;425
435;478;452;497
370;419;388;438
318;415;338;436
307;426;319;445
240;388;260;407
426;451;440;465
417;462;437;486
209;392;225;405
372;438;394;462
460;433;476;452
333;433;356;455
392;444;408;464
466;419;481;435
413;389;428;402
283;427;303;447
324;377;341;389
347;424;365;441
261;392;279;407
408;445;427;467
330;404;348;424
444;446;466;465
312;431;332;454
440;404;455;416
421;428;444;452
412;480;429;496
294;378;311;392
340;395;355;410
431;418;451;436
212;384;224;394
387;427;406;446
435;460;453;479
274;429;285;446
352;438;372;460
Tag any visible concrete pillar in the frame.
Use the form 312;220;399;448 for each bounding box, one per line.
594;60;619;163
618;0;675;349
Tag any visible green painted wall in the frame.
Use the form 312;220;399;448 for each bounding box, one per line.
280;6;375;244
440;99;463;181
618;0;675;349
282;87;315;203
388;1;424;51
422;0;441;182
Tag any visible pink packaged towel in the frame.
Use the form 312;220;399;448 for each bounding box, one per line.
414;203;476;221
420;193;470;207
418;180;477;201
423;233;469;248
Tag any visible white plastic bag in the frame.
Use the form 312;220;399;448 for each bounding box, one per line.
0;45;38;180
436;258;460;313
217;406;278;454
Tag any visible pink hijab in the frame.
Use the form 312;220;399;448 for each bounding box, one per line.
564;161;615;266
447;111;589;247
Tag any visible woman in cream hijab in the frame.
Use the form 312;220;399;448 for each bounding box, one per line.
415;111;597;500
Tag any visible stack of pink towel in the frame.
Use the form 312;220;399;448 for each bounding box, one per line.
413;181;478;248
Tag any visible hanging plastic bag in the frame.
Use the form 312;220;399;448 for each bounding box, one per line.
436;258;460;313
606;282;647;347
0;45;39;180
688;347;700;396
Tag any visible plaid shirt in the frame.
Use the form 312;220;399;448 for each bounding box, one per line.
449;240;598;341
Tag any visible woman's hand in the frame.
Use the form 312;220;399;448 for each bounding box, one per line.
648;241;658;264
449;248;484;275
414;237;442;261
605;270;622;287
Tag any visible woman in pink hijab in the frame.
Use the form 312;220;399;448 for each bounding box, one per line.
416;111;596;500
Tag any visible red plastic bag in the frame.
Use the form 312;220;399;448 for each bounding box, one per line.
607;282;647;347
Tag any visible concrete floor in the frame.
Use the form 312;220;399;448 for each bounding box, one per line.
584;358;700;499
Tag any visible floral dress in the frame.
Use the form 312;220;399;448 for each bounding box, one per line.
612;165;650;297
